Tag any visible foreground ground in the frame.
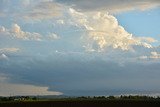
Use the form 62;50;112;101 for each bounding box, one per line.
1;100;160;107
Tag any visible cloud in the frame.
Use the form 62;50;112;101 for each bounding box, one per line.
1;24;42;41
0;48;19;60
0;73;62;96
1;54;160;96
0;82;62;97
0;54;9;60
150;51;160;59
0;0;63;21
139;51;160;60
138;37;158;43
1;0;160;96
0;26;6;32
57;19;65;24
1;24;60;41
56;0;160;13
11;24;42;41
0;48;20;53
22;1;62;20
0;83;62;96
47;33;60;40
69;8;153;51
139;55;148;59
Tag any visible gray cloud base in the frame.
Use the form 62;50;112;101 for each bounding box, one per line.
1;51;160;96
56;0;160;13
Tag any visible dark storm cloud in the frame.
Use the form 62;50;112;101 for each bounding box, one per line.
1;53;160;96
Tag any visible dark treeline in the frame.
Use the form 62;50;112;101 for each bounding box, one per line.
1;95;160;102
0;96;37;102
77;95;160;100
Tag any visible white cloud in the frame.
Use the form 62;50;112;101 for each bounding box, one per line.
47;33;60;40
1;24;60;41
139;55;148;59
0;48;19;60
138;37;158;43
0;26;5;32
0;24;42;41
11;24;42;41
11;24;21;34
139;51;160;60
56;0;160;13
0;54;9;60
69;8;153;51
150;51;160;59
57;19;65;24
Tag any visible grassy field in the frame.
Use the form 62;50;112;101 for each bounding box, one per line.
1;99;160;107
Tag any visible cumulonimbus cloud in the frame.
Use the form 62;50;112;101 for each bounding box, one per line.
69;8;155;51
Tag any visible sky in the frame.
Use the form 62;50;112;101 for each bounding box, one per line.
0;0;160;96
